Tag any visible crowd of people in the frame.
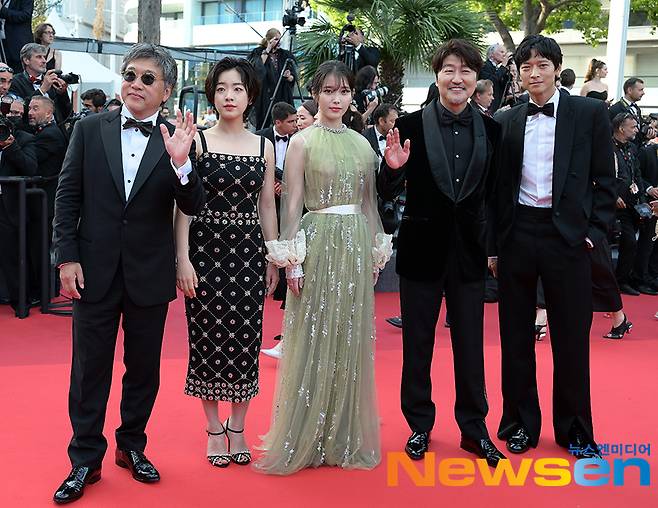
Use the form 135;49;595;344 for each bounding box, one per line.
0;16;656;505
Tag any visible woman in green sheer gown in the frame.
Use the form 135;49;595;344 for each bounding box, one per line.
254;61;392;475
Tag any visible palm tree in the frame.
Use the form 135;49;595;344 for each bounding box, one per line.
296;0;484;105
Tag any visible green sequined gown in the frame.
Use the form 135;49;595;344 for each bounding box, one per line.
254;124;392;475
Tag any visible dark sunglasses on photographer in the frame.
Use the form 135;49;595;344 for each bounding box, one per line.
121;70;161;86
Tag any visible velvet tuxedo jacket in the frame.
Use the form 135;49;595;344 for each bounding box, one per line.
52;108;205;306
377;100;499;282
490;89;616;254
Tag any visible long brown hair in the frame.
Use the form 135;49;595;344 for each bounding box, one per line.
585;59;606;82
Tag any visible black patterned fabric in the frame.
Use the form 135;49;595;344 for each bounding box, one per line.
184;137;266;402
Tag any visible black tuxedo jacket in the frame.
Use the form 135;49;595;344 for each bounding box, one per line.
355;45;380;72
639;144;658;188
491;90;616;253
363;126;382;157
9;72;73;124
478;60;507;113
609;99;648;146
255;126;286;180
377;100;499;282
33;122;67;218
53;109;205;306
0;0;34;71
0;129;37;225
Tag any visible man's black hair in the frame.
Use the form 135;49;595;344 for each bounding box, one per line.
514;34;562;70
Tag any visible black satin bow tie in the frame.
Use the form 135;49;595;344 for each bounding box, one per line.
439;108;472;127
378;135;386;141
123;117;154;137
275;135;288;142
527;102;555;117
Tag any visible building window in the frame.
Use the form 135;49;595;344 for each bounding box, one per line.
199;0;282;25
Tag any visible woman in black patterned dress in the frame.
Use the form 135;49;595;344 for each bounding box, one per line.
175;58;279;467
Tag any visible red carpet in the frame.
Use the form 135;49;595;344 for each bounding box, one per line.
0;293;656;507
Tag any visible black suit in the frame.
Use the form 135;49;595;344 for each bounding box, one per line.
635;144;658;283
249;47;297;129
355;45;380;72
491;90;616;449
33;122;67;219
0;129;38;304
53;108;205;467
378;100;499;440
0;0;34;73
609;98;649;147
8;72;73;124
478;60;508;113
363;126;383;157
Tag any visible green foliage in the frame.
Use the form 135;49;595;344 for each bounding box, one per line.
32;0;62;31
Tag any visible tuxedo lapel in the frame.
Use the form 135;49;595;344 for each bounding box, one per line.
100;108;126;203
552;92;575;209
127;116;166;205
508;103;528;202
456;106;487;202
422;101;455;201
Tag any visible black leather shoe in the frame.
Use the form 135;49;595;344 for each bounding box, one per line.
619;284;640;296
115;449;160;483
635;284;658;296
53;466;101;504
460;437;506;467
567;428;601;459
386;316;403;328
506;426;532;454
405;431;430;460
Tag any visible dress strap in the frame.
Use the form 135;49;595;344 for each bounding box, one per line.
259;135;265;158
198;130;208;154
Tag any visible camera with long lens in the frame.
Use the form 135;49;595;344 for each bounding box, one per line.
364;86;389;103
282;0;306;30
0;116;14;142
53;69;80;85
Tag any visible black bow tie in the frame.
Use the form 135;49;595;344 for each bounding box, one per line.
123;117;154;137
439;108;472;127
378;135;386;141
527;102;555;117
275;135;288;143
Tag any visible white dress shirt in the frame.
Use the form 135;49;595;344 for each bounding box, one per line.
518;88;560;208
273;127;289;171
375;126;387;157
120;105;191;199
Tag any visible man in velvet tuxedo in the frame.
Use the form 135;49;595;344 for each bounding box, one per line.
52;44;205;504
379;39;505;467
489;35;615;459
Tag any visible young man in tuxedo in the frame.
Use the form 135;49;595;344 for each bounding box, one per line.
363;102;398;159
380;39;505;467
52;44;205;504
490;35;616;459
256;101;297;356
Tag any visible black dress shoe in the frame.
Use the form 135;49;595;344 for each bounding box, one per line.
460;437;506;467
635;284;658;296
567;429;601;459
405;431;430;460
53;466;101;504
386;316;403;328
506;426;532;454
619;283;640;296
115;449;160;483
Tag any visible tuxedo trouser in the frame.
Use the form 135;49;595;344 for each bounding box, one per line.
400;263;489;440
634;216;657;284
67;265;168;468
497;206;594;448
615;209;639;285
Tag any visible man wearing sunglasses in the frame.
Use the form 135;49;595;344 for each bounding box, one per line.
52;43;205;505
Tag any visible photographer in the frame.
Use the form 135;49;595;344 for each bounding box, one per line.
0;0;34;73
354;65;384;123
80;88;107;114
609;78;657;147
341;26;380;72
0;61;12;95
8;43;72;125
248;28;297;129
478;43;508;113
611;112;654;295
0;93;38;314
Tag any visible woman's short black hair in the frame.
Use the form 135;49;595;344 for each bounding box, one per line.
514;35;562;70
205;57;260;120
355;65;378;93
431;39;483;75
309;60;355;96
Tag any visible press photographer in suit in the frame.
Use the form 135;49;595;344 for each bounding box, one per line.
52;43;205;504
